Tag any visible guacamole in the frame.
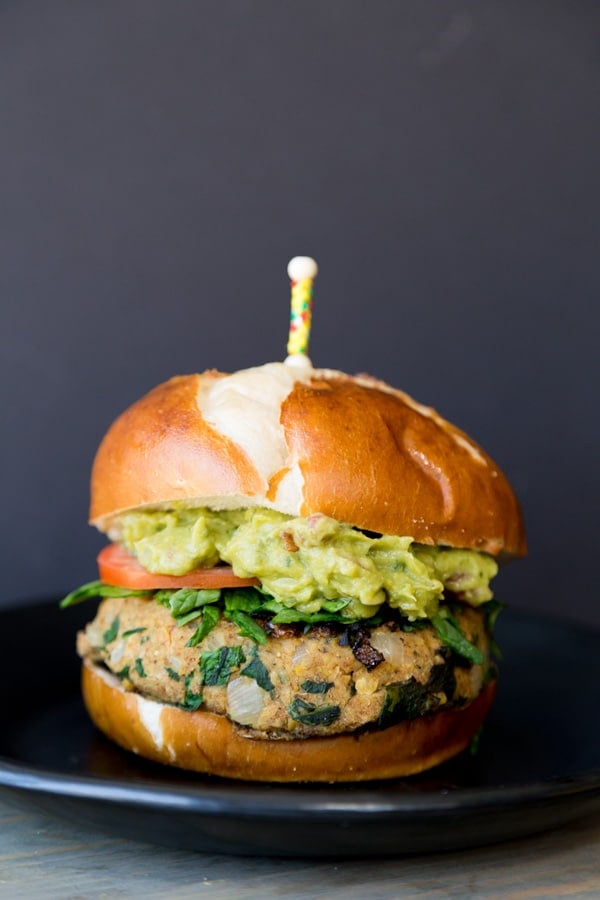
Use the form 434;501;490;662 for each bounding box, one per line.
117;507;497;621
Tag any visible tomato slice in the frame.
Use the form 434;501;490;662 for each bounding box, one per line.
97;543;260;590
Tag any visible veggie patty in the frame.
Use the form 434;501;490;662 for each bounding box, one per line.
77;595;493;738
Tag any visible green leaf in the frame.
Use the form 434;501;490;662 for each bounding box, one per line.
301;679;334;694
122;627;147;638
177;673;203;709
399;618;430;633
191;588;222;606
166;588;221;618
270;607;343;625
116;664;130;680
154;590;173;607
378;679;432;726
241;652;274;692
165;667;180;681
431;613;484;665
224;609;267;645
269;603;382;628
186;606;221;647
288;697;341;727
321;598;351;613
269;607;318;624
155;588;223;626
256;596;287;615
174;609;204;627
200;646;246;686
165;588;202;615
102;616;120;646
60;580;150;608
482;598;505;661
223;589;265;614
180;689;203;711
377;658;457;727
134;657;147;678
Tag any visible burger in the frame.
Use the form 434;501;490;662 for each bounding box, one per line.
62;289;525;783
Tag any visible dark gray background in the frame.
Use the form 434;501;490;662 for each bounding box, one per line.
2;1;599;624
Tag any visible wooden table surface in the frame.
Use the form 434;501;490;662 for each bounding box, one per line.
0;790;598;899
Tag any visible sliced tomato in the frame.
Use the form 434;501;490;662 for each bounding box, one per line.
97;543;260;591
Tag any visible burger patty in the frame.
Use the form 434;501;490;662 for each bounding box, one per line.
78;597;492;738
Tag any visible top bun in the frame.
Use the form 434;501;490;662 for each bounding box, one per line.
90;363;526;557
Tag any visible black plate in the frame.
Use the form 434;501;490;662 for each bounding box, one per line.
0;598;598;857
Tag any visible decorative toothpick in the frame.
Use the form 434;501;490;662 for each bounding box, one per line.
286;256;318;360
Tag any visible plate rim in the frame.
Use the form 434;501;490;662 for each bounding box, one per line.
1;752;599;819
1;597;599;822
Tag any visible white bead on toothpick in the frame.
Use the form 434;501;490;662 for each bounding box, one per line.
286;256;318;358
287;256;319;282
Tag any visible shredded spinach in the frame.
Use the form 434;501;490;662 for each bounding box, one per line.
181;689;203;710
156;587;221;619
62;574;496;675
399;618;430;633
173;609;204;627
134;657;147;678
102;616;120;646
482;599;505;634
200;646;246;686
301;679;334;694
224;609;267;645
60;581;150;608
180;692;203;711
165;667;180;681
241;652;274;692
271;607;355;626
288;697;341;727
481;599;505;660
223;589;265;614
122;627;147;638
62;579;370;634
431;611;484;664
176;673;203;710
378;662;457;727
321;598;352;613
186;605;221;647
378;679;432;726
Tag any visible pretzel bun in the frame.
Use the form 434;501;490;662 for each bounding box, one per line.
89;364;526;556
82;659;497;782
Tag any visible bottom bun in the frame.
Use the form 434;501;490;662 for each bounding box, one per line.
82;659;496;782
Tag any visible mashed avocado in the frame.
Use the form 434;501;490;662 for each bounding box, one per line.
118;507;497;621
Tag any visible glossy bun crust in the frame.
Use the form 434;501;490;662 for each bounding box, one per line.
90;370;526;556
82;660;497;782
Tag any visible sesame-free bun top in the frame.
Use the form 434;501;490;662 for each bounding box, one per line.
90;360;526;557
